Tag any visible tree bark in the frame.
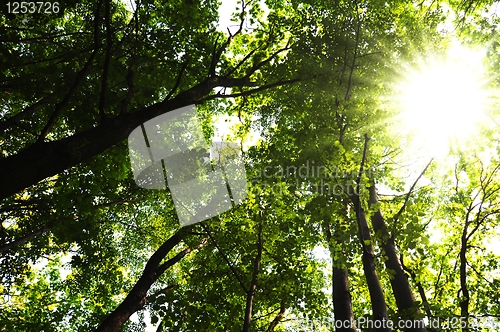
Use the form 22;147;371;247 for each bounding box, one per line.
0;75;290;201
459;226;470;332
94;227;201;332
242;215;263;332
325;220;356;332
369;186;427;332
333;266;356;332
351;195;392;331
0;227;47;253
265;301;286;332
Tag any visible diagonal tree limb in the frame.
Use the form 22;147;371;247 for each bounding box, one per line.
390;158;433;237
200;223;248;294
0;227;48;253
94;226;206;332
244;41;291;78
201;77;301;102
265;301;286;332
0;96;54;135
166;60;189;100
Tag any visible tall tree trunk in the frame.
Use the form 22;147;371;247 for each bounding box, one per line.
333;267;356;332
95;227;203;332
459;227;470;332
242;215;263;332
351;195;392;331
369;186;427;332
325;220;356;332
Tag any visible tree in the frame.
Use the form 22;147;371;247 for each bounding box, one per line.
2;0;500;331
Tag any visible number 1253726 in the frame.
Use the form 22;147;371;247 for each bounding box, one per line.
7;2;60;14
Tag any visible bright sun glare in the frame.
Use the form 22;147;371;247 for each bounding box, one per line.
398;43;491;157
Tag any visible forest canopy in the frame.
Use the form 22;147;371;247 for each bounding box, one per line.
1;0;500;331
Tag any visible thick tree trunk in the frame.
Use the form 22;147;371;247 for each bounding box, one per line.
95;227;198;332
0;75;259;201
369;186;427;332
325;220;356;332
351;195;392;331
242;217;263;332
333;266;356;332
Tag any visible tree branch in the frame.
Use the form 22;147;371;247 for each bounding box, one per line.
95;227;197;332
200;223;248;294
391;158;433;236
242;209;263;332
98;0;113;123
0;96;54;135
265;301;286;332
166;61;189;100
0;227;48;253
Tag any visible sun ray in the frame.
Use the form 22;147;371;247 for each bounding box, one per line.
396;42;493;157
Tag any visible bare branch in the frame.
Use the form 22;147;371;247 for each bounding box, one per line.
166;61;189;100
201;78;301;102
391;158;433;230
200;223;248;294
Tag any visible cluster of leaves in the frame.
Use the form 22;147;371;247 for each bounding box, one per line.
1;0;500;331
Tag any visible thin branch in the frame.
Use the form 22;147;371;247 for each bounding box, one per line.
98;0;113;123
245;41;291;77
200;78;301;102
344;1;361;101
0;227;48;253
166;61;189;100
208;0;248;77
400;254;432;318
146;285;178;304
391;158;433;235
120;65;135;114
36;0;103;143
200;223;248;294
266;301;286;332
157;238;207;277
0;96;54;134
224;44;262;77
354;134;370;196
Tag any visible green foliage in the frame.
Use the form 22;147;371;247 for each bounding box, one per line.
1;0;500;331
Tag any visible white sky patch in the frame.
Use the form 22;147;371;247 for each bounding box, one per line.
212;113;262;150
218;0;240;33
218;0;270;33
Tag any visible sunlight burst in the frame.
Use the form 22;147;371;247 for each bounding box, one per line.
398;44;491;157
